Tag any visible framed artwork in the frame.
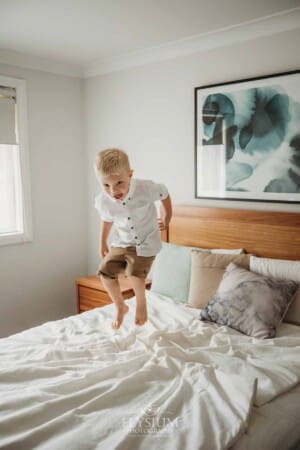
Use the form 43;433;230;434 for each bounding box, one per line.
194;70;300;203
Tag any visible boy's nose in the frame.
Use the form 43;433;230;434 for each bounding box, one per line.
110;187;118;195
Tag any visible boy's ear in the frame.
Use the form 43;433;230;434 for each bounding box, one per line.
129;169;133;177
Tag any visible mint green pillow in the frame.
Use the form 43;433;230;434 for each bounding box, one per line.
150;242;195;302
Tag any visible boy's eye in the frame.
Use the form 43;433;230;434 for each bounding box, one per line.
104;184;110;188
117;181;123;185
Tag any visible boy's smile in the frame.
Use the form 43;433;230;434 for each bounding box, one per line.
101;170;133;201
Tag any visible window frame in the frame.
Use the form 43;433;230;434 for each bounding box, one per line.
0;75;33;247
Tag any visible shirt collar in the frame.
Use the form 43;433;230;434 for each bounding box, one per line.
123;177;136;203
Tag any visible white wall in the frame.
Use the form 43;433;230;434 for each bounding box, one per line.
0;64;87;337
85;29;300;273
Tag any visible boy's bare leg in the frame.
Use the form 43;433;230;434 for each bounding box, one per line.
129;276;147;325
100;275;129;329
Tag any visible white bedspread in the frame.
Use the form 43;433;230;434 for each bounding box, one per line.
0;292;300;450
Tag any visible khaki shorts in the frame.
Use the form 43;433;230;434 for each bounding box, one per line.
98;247;155;279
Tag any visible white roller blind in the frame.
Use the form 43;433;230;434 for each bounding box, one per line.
0;88;17;145
0;145;21;234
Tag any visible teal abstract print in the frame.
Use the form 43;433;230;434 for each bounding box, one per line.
195;71;300;202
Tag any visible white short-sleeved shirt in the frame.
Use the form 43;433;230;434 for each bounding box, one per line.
95;178;169;257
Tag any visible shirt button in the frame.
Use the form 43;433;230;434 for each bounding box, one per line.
128;217;131;220
135;236;138;239
131;226;134;230
160;193;163;197
122;202;126;205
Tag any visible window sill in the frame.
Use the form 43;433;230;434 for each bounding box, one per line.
0;231;32;247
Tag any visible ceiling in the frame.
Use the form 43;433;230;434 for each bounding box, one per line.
0;0;299;76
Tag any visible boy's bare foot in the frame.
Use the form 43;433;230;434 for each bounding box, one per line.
135;301;147;326
112;303;129;329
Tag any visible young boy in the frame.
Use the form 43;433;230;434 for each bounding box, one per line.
94;148;172;329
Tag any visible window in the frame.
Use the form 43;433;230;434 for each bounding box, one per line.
0;75;32;246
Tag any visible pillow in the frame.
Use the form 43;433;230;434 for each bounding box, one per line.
150;242;194;302
200;263;299;339
188;252;250;308
150;243;245;303
207;248;245;255
250;256;300;325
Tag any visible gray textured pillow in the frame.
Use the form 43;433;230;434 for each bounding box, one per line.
200;263;299;339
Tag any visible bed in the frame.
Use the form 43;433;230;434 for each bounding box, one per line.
1;206;300;450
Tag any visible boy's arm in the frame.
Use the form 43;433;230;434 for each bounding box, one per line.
158;195;172;230
99;220;113;258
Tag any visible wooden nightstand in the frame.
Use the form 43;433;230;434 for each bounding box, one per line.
76;276;151;313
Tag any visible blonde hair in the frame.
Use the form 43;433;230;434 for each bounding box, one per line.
95;148;131;176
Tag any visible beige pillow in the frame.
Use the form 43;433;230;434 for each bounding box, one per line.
188;252;250;308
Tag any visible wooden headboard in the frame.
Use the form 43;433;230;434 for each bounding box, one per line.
166;206;300;260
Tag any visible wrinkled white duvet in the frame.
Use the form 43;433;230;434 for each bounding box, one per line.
0;292;300;450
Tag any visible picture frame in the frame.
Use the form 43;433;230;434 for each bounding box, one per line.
194;70;300;203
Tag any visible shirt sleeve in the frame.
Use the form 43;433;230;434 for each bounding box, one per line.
94;194;113;222
147;181;169;202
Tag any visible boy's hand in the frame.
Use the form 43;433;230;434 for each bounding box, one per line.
99;244;109;259
159;195;172;231
158;217;169;230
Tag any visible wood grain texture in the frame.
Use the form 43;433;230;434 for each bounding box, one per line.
168;206;300;260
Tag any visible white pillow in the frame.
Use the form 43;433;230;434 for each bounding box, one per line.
250;256;300;325
206;248;244;255
250;256;300;282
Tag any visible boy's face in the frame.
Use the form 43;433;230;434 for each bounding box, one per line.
101;170;133;201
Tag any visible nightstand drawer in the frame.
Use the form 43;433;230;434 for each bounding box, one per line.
79;286;110;303
78;286;112;312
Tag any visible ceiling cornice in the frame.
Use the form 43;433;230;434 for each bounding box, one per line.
0;8;299;79
84;7;300;78
0;49;83;78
